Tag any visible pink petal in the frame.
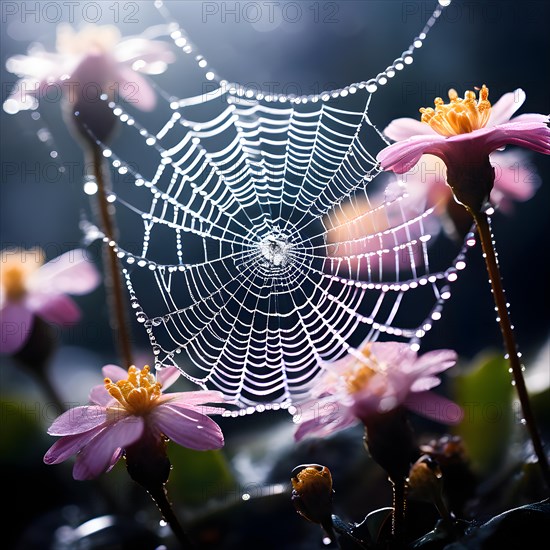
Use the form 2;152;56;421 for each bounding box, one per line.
167;400;226;417
48;405;107;436
73;416;144;480
410;376;441;392
491;150;540;204
44;425;105;464
114;38;176;70
368;341;417;367
0;302;33;354
412;349;457;375
405;391;464;424
116;66;156;111
155;366;181;390
152;404;224;451
29;293;81;325
484;120;550;156
102;364;129;381
6;52;66;82
353;375;403;417
106;448;124;472
488;89;525;126
511;113;550;124
295;402;357;441
378;119;550;175
89;384;115;407
377;135;447;174
31;249;100;296
163;390;226;407
384;117;436;142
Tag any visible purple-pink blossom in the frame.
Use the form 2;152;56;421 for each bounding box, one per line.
381;88;542;212
1;248;100;354
324;91;542;275
294;340;462;442
3;24;175;114
44;364;226;480
376;86;550;213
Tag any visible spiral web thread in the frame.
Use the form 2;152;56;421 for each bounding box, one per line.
91;0;469;412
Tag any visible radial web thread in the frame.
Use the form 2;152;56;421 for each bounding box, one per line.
88;0;469;411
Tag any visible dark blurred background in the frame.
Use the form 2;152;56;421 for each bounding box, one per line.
1;1;549;548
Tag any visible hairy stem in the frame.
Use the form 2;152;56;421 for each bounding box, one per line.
473;211;550;490
89;145;134;368
148;485;195;549
390;477;407;546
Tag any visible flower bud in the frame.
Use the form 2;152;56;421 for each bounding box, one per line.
291;464;333;525
62;55;119;146
13;316;57;372
407;455;443;503
362;407;418;481
419;435;477;516
125;431;171;492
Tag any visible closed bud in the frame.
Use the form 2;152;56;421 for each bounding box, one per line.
407;454;443;503
125;431;171;492
291;464;333;525
362;407;418;481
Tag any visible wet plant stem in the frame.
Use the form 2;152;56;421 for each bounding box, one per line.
390;477;407;547
89;144;134;369
148;485;195;549
472;210;550;491
331;516;370;549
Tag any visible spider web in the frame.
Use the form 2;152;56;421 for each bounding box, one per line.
90;0;469;411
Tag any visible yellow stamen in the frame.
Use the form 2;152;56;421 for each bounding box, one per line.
420;85;491;136
105;365;163;416
3;267;27;302
0;248;44;302
345;344;378;394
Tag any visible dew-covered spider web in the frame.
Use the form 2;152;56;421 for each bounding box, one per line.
86;0;471;411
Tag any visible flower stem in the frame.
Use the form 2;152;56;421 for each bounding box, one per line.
89;144;134;368
148;485;195;549
13;316;65;413
472;210;550;490
390;477;407;546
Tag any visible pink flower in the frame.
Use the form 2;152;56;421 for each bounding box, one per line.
4;24;175;114
376;86;550;213
324;182;432;275
392;149;539;216
294;340;462;442
325;140;540;274
44;364;226;480
1;248;100;354
381;88;542;213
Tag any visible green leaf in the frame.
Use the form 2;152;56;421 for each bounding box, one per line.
453;352;514;473
167;445;236;506
0;396;48;464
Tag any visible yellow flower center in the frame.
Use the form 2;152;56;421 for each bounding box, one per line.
105;366;163;416
3;267;27;302
345;344;378;394
420;85;492;136
1;248;44;302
